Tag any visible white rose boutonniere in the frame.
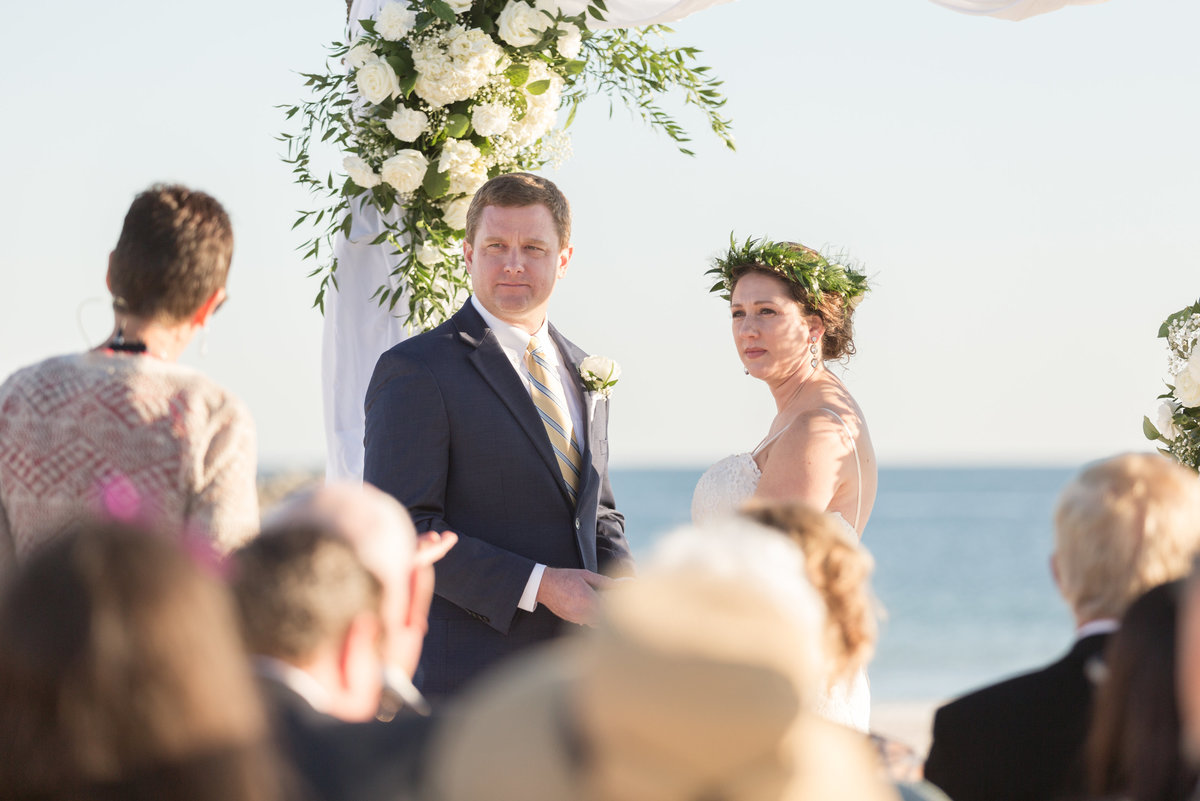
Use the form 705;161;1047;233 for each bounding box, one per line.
579;356;620;397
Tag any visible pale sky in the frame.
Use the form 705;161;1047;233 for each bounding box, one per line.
2;0;1195;470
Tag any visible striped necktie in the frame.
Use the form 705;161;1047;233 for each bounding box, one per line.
525;336;582;499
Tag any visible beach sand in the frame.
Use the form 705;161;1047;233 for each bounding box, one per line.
872;700;940;759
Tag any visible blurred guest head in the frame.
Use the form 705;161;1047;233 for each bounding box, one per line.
425;519;898;801
1053;453;1200;625
741;500;878;688
263;482;455;714
231;523;385;722
1087;580;1192;801
0;520;280;801
1175;561;1200;768
108;184;233;325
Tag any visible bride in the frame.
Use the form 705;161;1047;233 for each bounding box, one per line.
691;237;877;730
692;237;876;535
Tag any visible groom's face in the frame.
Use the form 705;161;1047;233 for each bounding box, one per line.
464;204;573;333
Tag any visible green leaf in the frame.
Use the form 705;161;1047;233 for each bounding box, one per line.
445;113;470;138
1144;416;1162;441
527;79;552;96
359;19;377;34
505;62;530;87
428;0;458;23
563;59;586;76
423;162;451;198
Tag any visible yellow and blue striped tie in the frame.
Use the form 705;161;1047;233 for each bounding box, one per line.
525;336;582;499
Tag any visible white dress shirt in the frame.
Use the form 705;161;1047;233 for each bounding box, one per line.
470;295;586;611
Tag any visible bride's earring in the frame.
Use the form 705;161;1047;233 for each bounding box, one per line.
743;367;750;375
809;336;819;369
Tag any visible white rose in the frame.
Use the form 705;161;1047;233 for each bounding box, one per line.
355;57;400;105
442;196;472;231
556;26;582;59
376;1;417;40
386;107;429;142
580;355;620;388
380;150;429;193
470;100;513;138
416;242;443;265
346;38;375;69
497;0;549;47
1175;368;1200;408
1156;400;1181;441
344;155;381;189
445;0;474;12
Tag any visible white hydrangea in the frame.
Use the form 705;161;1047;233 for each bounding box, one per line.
509;61;563;146
376;1;417;40
497;0;550;47
380;150;429;193
416;241;443;265
445;0;474;11
442;196;472;231
355;57;400;105
471;100;513;137
449;162;489;195
439;138;483;175
344;155;381;189
412;26;504;107
386;107;429;142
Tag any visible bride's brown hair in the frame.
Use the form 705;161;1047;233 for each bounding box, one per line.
740;500;878;687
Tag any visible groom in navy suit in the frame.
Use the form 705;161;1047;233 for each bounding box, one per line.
363;173;634;699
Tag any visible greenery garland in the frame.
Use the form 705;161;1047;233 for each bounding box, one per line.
281;0;734;331
706;235;870;305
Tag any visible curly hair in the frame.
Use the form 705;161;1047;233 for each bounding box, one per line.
741;500;878;687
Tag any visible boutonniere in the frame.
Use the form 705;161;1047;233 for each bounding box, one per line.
579;356;621;398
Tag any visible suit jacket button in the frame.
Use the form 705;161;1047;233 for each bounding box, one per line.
574;518;581;530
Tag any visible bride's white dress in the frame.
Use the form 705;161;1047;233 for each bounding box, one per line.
690;410;871;732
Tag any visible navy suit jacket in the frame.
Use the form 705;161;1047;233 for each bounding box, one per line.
924;633;1110;801
364;302;634;698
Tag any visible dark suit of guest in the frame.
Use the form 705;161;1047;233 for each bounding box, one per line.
924;633;1110;801
364;301;634;698
258;677;432;801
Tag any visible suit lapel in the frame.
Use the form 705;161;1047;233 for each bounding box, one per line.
455;305;574;506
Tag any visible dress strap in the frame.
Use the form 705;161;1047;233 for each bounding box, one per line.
814;408;863;532
751;421;794;457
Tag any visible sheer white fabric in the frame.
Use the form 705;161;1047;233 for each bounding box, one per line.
928;0;1110;21
327;0;737;480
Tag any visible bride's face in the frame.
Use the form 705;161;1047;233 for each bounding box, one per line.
730;272;822;382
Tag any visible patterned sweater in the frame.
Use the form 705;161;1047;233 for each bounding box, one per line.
0;352;259;573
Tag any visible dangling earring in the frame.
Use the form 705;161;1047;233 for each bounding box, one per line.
809;336;819;369
744;367;750;375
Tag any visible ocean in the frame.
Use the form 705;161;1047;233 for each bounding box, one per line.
610;466;1078;704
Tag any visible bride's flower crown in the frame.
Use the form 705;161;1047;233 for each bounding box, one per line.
706;235;870;306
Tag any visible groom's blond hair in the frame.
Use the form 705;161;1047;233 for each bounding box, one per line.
465;172;571;248
1055;453;1200;622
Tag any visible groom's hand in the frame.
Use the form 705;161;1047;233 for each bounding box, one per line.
537;567;615;626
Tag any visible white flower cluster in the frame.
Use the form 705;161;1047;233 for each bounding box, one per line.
1166;313;1200;377
579;355;621;397
439;138;490;195
508;60;564;146
412;25;506;108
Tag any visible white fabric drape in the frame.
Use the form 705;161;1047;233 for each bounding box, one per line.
325;0;738;481
928;0;1110;21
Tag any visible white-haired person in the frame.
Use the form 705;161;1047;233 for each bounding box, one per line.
422;518;900;801
925;453;1200;801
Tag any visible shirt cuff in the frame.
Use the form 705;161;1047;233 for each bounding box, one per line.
518;563;546;612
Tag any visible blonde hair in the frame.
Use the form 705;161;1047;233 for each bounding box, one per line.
1054;453;1200;622
741;501;878;687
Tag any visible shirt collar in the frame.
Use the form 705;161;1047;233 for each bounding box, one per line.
470;295;552;359
253;656;332;713
1076;618;1119;641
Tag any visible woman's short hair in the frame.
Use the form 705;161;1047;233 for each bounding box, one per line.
740;500;878;686
1055;453;1200;622
108;184;234;322
730;258;859;361
464;172;571;248
0;520;279;800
